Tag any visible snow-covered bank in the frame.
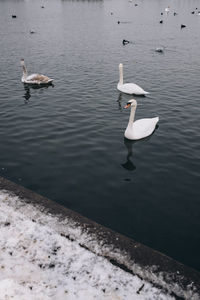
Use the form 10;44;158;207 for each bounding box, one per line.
0;190;173;300
0;177;199;299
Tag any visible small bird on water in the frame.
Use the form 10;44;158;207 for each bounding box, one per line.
155;47;164;53
122;39;130;45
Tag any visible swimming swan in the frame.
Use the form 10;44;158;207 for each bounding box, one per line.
117;63;149;95
20;59;53;84
165;6;170;12
124;99;159;140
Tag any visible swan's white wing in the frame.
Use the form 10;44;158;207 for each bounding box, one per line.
117;83;149;95
125;117;159;140
132;117;159;139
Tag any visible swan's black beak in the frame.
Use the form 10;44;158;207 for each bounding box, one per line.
124;103;131;109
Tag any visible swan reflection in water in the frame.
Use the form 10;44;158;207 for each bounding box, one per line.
117;93;123;111
23;82;54;103
122;134;155;172
121;138;136;171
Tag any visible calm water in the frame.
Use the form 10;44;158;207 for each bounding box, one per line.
0;0;200;271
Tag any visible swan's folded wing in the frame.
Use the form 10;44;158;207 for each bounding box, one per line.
118;83;148;95
26;74;53;83
132;117;159;139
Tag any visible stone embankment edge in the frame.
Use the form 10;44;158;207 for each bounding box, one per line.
0;176;199;299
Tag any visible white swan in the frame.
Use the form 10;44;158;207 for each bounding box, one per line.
117;63;149;95
124;99;159;140
165;6;170;12
20;59;53;84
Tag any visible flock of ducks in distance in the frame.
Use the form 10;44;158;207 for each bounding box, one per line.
117;4;200;49
17;2;199;141
20;59;158;141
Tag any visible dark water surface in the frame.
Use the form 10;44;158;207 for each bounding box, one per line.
0;0;200;270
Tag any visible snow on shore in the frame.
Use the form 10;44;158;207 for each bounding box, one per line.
0;190;175;300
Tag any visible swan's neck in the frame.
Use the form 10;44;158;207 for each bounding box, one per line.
119;65;123;85
22;64;27;79
127;105;136;129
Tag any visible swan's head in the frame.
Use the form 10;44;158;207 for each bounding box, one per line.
20;59;25;66
124;99;137;109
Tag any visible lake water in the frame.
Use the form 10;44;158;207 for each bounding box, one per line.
0;0;200;271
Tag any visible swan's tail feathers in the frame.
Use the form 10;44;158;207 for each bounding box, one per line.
144;91;150;95
154;117;159;125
